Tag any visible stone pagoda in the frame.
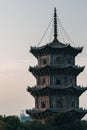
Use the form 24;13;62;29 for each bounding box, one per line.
26;8;87;121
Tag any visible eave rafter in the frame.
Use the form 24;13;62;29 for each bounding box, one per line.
29;65;85;77
26;108;87;120
30;44;83;58
27;84;87;97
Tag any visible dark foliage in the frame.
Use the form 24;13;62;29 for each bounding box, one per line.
0;114;86;130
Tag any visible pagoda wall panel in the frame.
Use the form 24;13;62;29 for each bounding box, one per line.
37;96;50;110
50;54;75;66
66;95;79;108
50;96;64;110
38;55;50;67
50;74;76;88
37;75;50;88
50;95;79;110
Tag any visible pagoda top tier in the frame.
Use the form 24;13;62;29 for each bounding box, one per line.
30;43;83;57
30;8;83;57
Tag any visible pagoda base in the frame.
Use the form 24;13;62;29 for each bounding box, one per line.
26;108;87;120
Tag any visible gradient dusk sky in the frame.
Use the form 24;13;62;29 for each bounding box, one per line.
0;0;87;118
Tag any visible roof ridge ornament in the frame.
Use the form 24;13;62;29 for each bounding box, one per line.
54;7;58;41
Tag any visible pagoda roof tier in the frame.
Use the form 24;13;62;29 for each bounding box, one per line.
29;65;84;77
27;84;87;97
26;108;87;120
30;41;83;58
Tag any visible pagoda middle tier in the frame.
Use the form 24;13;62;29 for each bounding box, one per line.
29;65;84;77
27;84;87;97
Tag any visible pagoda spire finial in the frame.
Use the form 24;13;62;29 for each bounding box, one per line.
54;7;58;41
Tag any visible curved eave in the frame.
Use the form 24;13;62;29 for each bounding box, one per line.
26;108;87;120
26;109;53;119
27;85;87;97
29;65;85;77
66;108;87;119
26;108;87;114
30;44;83;57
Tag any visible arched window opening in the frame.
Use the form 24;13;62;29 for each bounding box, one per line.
56;79;61;85
41;101;46;108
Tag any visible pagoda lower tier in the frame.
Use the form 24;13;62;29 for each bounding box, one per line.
29;65;84;77
27;84;87;97
26;108;87;120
